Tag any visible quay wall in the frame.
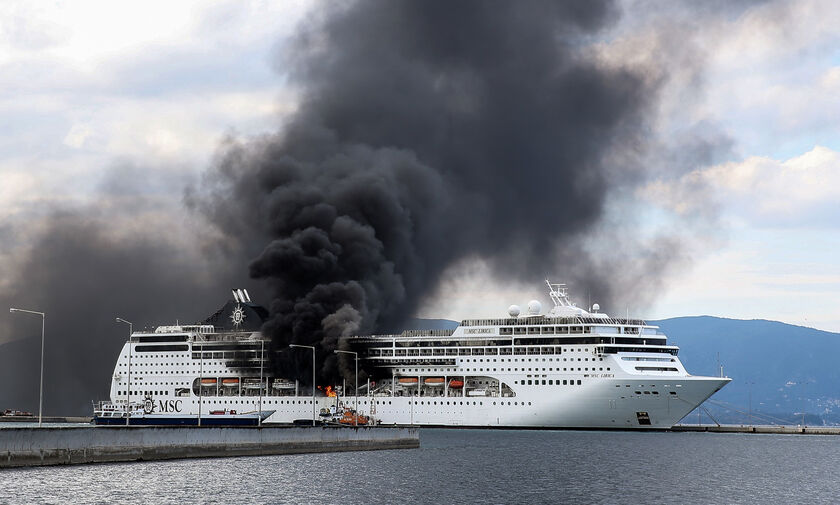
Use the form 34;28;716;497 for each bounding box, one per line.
0;426;419;468
672;424;840;435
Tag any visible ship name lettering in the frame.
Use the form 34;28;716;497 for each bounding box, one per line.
157;400;183;413
464;328;493;334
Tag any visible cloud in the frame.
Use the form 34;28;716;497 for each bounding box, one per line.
645;145;840;227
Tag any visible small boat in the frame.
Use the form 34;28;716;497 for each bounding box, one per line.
338;408;370;426
221;378;240;387
424;377;445;386
210;410;226;415
398;377;418;385
200;378;217;386
448;380;464;389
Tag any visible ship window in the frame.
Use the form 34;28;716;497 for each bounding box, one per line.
563;380;567;385
577;380;581;385
541;380;546;385
527;380;532;385
549;380;553;385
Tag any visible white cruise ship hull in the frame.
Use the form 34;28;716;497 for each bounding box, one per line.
98;285;733;430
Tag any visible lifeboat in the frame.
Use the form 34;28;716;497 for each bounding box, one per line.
339;408;369;426
398;377;419;386
221;378;240;388
200;378;217;386
273;379;296;390
424;377;445;386
210;410;226;415
448;380;464;389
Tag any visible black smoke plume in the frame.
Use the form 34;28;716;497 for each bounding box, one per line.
0;168;249;414
0;0;749;413
193;0;664;385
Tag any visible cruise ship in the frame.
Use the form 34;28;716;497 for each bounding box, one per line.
94;283;730;428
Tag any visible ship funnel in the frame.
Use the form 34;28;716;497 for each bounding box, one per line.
231;288;251;303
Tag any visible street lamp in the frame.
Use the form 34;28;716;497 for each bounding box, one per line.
10;308;45;427
334;350;358;426
745;380;754;427
258;338;264;427
289;344;316;427
801;380;813;426
116;317;133;426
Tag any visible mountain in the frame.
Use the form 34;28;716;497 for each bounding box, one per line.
652;316;840;424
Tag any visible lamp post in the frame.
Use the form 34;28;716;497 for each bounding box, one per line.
10;308;45;427
289;344;316;427
334;350;358;426
115;317;133;426
801;380;813;426
258;338;264;427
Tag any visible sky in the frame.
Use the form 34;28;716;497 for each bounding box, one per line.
1;0;840;331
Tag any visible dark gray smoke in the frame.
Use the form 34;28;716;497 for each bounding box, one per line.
193;0;668;384
0;168;251;414
0;0;755;413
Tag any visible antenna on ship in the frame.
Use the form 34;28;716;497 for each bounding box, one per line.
545;279;571;307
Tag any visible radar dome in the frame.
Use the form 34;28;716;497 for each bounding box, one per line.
508;305;521;317
592;303;600;312
527;300;542;315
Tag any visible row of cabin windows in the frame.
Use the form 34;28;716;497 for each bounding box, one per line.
515;379;582;386
498;326;646;335
461;355;602;362
397;367;611;373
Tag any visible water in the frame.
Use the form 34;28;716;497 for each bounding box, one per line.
2;429;838;504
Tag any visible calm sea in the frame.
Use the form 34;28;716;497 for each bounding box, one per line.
2;428;838;504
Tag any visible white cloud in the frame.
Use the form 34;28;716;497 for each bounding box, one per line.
645;146;840;227
0;0;310;223
62;123;92;149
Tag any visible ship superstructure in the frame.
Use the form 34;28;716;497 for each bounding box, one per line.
95;283;730;428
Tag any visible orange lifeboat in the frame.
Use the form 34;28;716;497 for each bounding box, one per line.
448;380;464;389
424;377;445;386
339;408;369;426
398;377;419;385
200;378;217;386
221;378;240;388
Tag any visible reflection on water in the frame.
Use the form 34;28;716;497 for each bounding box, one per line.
1;429;837;504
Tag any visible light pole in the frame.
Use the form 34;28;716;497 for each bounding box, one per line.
10;308;45;427
801;380;813;426
289;344;316;427
116;317;133;426
334;350;358;426
258;338;264;427
745;380;754;427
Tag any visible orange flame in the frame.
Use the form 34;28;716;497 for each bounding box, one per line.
317;385;338;397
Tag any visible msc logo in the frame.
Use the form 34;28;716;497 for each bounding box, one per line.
157;400;183;413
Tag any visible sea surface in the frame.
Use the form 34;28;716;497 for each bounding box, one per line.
2;428;838;504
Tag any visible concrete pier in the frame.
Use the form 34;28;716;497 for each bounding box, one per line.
0;426;419;468
672;424;840;435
